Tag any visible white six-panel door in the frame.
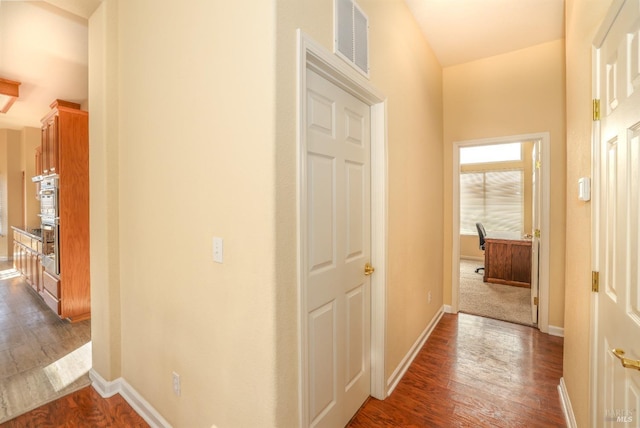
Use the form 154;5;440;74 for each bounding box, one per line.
594;0;640;425
305;68;372;427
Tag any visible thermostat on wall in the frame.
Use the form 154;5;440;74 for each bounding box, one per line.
578;177;591;201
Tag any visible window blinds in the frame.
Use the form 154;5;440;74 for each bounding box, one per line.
460;169;524;235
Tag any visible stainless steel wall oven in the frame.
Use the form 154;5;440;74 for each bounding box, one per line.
39;177;60;275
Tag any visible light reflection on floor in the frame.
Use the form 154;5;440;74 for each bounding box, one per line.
0;268;20;280
43;342;92;392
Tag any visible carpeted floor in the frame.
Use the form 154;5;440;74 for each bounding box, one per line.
0;261;91;424
459;258;533;326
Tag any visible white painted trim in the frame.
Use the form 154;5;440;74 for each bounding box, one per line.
90;369;120;398
547;325;564;337
90;369;172;428
296;30;388;428
558;377;578;428
443;304;455;314
386;307;444;396
460;256;483;262
451;133;551;333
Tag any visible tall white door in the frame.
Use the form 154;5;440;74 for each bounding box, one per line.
594;0;640;425
304;68;372;427
530;140;541;325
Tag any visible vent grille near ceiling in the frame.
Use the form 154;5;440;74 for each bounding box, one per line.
335;0;369;76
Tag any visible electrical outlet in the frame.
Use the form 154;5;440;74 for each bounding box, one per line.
428;291;432;303
172;371;181;396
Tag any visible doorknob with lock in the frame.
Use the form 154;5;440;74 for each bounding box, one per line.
611;348;640;371
364;262;375;276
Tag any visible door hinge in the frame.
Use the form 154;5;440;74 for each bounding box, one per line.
534;229;541;238
593;99;601;121
534;296;539;306
535;160;541;170
592;271;600;292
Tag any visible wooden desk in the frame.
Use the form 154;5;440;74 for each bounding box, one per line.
483;238;532;288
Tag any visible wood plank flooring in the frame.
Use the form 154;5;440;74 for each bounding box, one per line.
348;313;565;427
0;262;91;423
1;312;563;427
0;386;149;427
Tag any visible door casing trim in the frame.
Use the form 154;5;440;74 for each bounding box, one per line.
296;30;388;427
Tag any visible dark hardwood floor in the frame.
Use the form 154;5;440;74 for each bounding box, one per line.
0;386;149;427
1;313;563;427
348;313;565;427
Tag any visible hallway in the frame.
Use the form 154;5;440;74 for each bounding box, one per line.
348;313;565;427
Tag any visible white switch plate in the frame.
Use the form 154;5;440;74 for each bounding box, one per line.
172;371;181;396
578;177;591;201
213;237;223;263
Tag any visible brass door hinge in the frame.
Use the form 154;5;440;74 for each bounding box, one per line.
535;160;541;170
534;296;539;306
534;229;541;238
593;99;601;121
592;271;600;292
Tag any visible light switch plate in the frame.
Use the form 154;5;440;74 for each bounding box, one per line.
213;237;223;263
578;177;591;201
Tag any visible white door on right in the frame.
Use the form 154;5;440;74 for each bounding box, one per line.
594;0;640;425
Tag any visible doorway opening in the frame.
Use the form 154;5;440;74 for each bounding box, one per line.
452;133;551;332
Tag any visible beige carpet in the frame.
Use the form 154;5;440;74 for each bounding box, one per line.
459;259;533;326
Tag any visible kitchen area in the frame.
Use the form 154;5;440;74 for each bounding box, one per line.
0;1;94;422
11;99;90;322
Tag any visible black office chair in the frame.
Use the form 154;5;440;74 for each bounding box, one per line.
474;222;487;273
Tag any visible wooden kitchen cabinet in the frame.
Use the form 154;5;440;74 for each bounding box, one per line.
39;99;90;321
483;238;532;288
12;228;43;293
41;114;59;175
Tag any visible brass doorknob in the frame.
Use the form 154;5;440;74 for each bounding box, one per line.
364;262;375;276
611;348;640;371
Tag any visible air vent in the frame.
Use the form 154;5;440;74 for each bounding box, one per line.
335;0;369;77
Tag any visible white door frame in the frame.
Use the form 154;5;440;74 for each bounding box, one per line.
296;30;388;427
451;133;551;333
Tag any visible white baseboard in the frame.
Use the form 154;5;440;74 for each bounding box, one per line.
443;304;455;314
548;325;564;337
460;256;483;262
386;306;444;395
90;369;172;428
558;377;577;428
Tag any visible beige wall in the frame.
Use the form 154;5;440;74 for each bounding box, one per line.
97;1;278;427
0;129;23;259
21;127;41;230
88;0;122;386
564;0;613;425
363;0;444;384
443;40;567;327
89;0;443;426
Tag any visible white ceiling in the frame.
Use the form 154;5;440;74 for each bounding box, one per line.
404;0;565;67
0;0;96;130
0;0;565;131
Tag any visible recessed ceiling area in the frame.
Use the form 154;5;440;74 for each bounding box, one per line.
404;0;565;67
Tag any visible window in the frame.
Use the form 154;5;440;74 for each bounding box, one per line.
460;142;522;165
460;169;524;235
